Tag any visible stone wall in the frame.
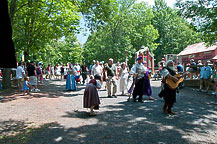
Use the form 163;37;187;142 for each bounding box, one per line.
184;79;214;90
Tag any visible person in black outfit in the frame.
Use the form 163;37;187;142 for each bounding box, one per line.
81;61;88;84
61;64;65;80
159;60;178;114
26;62;40;92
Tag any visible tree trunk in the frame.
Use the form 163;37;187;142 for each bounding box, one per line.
2;68;11;89
24;48;29;62
9;0;17;25
2;0;17;89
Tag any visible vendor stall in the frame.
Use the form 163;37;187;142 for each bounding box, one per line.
135;46;154;73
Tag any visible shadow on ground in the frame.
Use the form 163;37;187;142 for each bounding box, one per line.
0;80;85;103
1;85;216;144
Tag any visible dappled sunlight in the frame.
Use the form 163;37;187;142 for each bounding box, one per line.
1;79;216;143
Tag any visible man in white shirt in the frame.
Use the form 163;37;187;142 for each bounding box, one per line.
129;57;146;103
74;62;81;75
16;62;25;92
92;61;103;78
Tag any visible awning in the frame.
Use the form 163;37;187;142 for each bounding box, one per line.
212;55;217;60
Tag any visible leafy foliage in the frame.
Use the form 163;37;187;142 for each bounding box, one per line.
152;0;202;63
74;0;119;31
84;1;159;66
8;0;80;62
176;0;217;45
8;0;204;66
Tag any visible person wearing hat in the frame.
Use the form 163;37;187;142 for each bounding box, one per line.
105;58;118;98
199;61;212;93
129;57;149;103
158;60;178;114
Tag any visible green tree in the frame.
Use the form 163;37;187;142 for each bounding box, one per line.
176;0;217;45
74;0;119;31
84;1;159;66
152;0;201;63
37;35;83;66
3;0;120;89
9;0;80;62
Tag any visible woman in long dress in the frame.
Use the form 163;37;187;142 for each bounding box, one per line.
50;65;55;80
143;67;154;100
66;64;77;91
55;64;61;80
119;62;129;95
83;75;101;116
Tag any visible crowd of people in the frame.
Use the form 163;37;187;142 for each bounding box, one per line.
0;56;216;116
158;59;217;95
83;57;155;116
8;60;134;96
3;57;155;115
182;59;217;95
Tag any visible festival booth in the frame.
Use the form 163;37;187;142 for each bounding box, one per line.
177;42;217;89
177;42;217;64
135;46;154;73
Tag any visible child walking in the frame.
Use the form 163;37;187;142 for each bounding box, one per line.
23;77;30;95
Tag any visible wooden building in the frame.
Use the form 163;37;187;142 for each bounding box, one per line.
177;42;217;64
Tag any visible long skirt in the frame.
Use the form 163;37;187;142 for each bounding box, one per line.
83;83;100;110
119;77;127;92
66;74;76;91
143;76;152;96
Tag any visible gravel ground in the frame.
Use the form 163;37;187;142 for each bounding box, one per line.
0;79;216;144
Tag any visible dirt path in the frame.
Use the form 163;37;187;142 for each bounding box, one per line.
0;80;216;144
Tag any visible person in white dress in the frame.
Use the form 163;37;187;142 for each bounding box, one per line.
50;65;55;80
119;62;129;95
55;64;61;80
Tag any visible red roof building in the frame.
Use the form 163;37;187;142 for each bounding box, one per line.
178;42;217;64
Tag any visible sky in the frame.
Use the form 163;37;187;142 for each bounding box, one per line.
135;0;177;8
76;0;177;44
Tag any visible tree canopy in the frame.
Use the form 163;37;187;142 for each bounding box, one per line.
7;0;207;66
176;0;217;45
84;1;159;65
84;0;202;65
152;0;202;63
8;0;117;65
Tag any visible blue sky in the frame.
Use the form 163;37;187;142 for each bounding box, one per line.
136;0;177;7
76;0;177;44
76;17;90;44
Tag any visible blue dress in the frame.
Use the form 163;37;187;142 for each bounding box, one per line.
23;81;30;91
66;74;76;91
